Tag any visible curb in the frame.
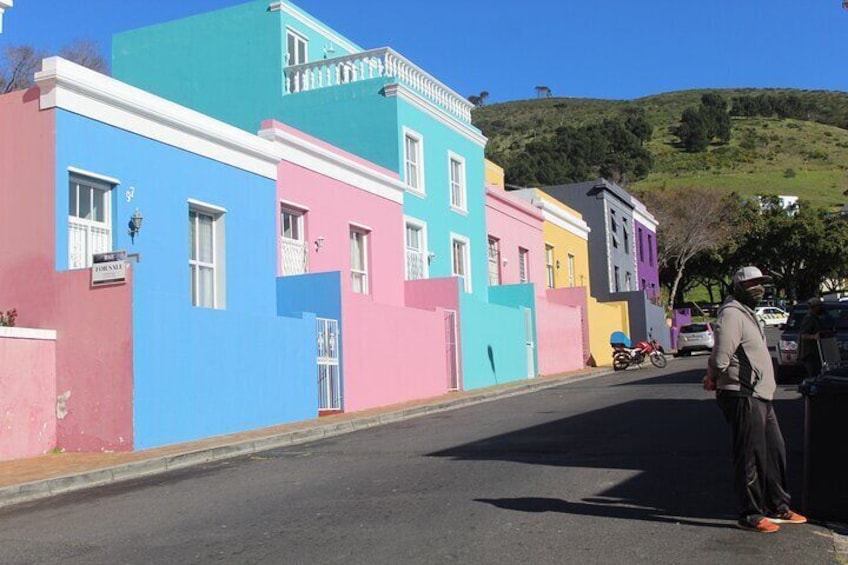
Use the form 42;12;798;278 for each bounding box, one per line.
0;367;614;510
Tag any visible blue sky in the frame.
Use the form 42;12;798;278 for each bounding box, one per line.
2;0;846;103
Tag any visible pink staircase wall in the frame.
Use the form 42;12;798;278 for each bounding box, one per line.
0;89;134;453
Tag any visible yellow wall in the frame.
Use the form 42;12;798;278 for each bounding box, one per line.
484;159;505;189
535;190;630;366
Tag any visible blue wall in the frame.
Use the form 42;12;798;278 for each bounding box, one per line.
55;110;319;448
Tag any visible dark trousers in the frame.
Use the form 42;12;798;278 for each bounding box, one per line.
803;355;822;379
717;393;791;524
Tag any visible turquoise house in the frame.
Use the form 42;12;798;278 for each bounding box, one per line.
113;0;538;390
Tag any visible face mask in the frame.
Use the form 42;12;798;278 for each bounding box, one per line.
737;284;765;308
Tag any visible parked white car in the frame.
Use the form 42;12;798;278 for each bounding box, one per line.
754;306;788;327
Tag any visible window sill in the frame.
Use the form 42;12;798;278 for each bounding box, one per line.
405;187;426;199
450;206;468;216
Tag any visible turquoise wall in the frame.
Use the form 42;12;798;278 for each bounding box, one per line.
112;0;364;135
55;110;319;449
489;283;539;375
272;78;401;171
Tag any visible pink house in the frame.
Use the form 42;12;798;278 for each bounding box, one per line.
485;186;585;375
261;121;457;412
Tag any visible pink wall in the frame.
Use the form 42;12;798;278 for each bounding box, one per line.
0;331;57;461
0;89;134;453
276;133;453;412
485;188;546;294
546;287;591;366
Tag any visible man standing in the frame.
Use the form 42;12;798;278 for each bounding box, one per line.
798;296;825;379
703;266;806;533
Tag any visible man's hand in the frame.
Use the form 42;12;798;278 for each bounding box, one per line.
702;374;717;391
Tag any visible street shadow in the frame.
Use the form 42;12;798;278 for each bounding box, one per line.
615;367;708;386
430;379;805;528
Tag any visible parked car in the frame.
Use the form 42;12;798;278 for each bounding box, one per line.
776;301;848;380
676;322;714;356
754;306;788;327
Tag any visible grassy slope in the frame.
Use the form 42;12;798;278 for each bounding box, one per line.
473;89;848;208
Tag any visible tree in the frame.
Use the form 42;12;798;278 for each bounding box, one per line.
467;90;490;107
675;107;710;152
0;40;108;94
643;186;740;310
535;86;552;98
674;93;731;152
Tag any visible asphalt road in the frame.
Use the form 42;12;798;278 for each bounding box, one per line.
0;356;835;565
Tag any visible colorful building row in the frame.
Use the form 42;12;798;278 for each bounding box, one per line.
0;0;661;461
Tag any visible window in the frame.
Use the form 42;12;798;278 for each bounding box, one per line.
189;203;226;309
280;206;308;276
623;220;629;254
638;227;644;261
545;244;555;288
449;153;466;212
567;253;576;287
403;129;424;194
68;173;113;269
487;237;501;286
625;271;632;291
648;234;654;266
405;219;427;280
286;29;308;66
518;247;529;283
350;228;369;294
451;235;471;293
614;266;620;292
641;278;647;291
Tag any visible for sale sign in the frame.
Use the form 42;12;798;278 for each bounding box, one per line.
91;250;127;286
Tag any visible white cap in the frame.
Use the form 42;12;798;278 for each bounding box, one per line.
732;266;772;285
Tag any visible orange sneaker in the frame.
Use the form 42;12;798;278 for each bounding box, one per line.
767;510;807;524
737;518;780;533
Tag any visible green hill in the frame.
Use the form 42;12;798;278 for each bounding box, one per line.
472;89;848;208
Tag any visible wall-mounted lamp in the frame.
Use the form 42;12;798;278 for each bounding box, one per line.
314;236;326;251
556;260;561;270
502;258;509;266
128;208;143;244
427;251;436;263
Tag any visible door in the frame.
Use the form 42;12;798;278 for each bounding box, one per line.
445;310;460;391
317;318;341;411
523;307;536;378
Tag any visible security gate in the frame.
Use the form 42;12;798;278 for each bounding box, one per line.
317;318;341;411
445;310;460;390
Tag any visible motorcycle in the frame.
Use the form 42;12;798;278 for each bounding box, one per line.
610;331;667;371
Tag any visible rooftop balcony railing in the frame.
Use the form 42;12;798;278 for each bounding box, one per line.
284;48;474;125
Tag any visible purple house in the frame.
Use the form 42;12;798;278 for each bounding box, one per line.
632;197;660;304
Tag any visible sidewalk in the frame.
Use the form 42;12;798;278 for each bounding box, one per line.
0;366;611;510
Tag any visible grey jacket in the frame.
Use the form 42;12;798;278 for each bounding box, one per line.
708;296;776;401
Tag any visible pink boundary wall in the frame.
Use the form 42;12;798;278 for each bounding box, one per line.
0;89;134;453
0;330;57;461
485;187;585;373
275;123;452;411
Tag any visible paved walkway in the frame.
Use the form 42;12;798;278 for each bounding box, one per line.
0;367;610;510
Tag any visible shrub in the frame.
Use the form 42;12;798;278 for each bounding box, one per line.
0;308;17;327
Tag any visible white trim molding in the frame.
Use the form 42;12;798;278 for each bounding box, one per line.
509;188;590;240
269;1;361;55
259;123;405;204
67;166;121;187
35;57;280;180
631;197;659;232
0;326;56;341
384;83;487;148
0;0;11;34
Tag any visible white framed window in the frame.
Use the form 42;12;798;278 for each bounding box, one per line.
487;237;501;286
567;253;576;287
403;128;424;195
404;217;428;281
448;152;466;212
638;227;645;261
68;172;114;269
451;234;471;293
280;205;308;276
350;227;369;294
614;266;621;293
518;247;529;283
286;29;308;66
189;201;226;309
623;219;630;255
545;244;555;289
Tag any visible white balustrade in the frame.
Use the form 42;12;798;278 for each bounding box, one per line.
284;48;473;124
280;238;309;276
406;249;425;281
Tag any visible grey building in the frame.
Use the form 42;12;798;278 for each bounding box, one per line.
537;179;668;349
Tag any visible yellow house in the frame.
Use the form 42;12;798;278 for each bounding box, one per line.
508;186;630;367
485;159;506;189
